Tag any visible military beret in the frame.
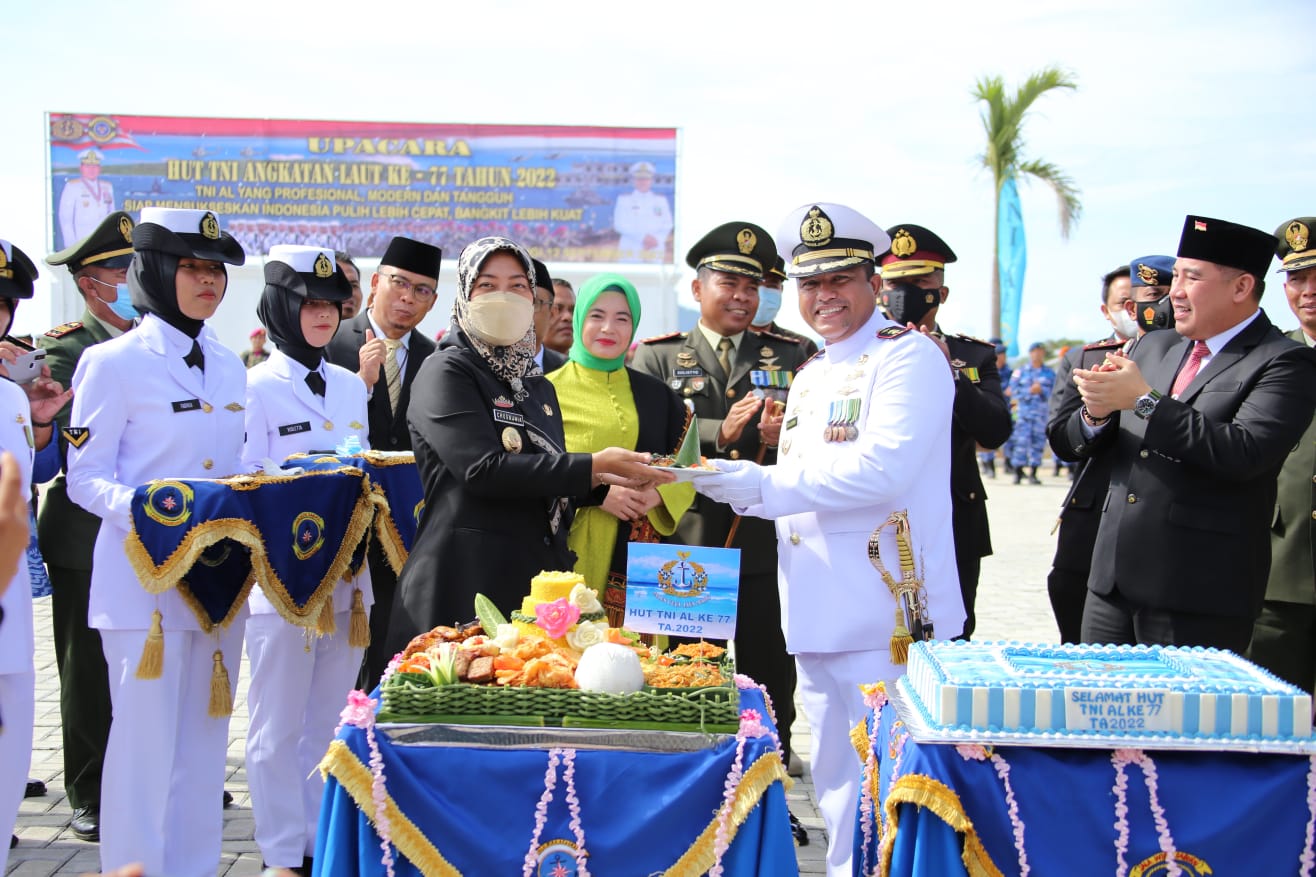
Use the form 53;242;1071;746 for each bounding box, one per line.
1130;255;1175;287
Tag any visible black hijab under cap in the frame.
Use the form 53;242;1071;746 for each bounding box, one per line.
380;236;442;279
129;218;245;338
257;259;351;371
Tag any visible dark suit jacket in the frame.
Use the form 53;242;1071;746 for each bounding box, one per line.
324;312;436;451
945;332;1013;562
1264;328;1316;605
1053;311;1316;619
540;345;567;374
387;327;599;651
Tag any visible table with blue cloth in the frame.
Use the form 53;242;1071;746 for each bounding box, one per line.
315;687;797;876
852;694;1316;876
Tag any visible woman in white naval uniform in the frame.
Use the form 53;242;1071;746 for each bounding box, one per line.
0;241;66;868
242;245;370;875
66;208;247;877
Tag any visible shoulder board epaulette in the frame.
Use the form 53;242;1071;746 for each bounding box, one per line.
638;331;686;344
758;327;800;344
797;350;826;372
876;326;912;339
44;321;85;339
950;332;994;348
1082;337;1124;350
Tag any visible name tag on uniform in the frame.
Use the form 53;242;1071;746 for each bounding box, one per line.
492;409;525;426
172;399;202;413
785;416;798;431
673;367;703;378
278;422;312;436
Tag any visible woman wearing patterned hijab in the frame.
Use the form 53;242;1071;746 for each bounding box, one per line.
384;238;671;654
546;273;693;626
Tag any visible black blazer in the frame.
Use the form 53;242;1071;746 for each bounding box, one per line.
1053;312;1316;619
386;327;599;652
324;312;436;451
541;346;568;374
944;332;1013;563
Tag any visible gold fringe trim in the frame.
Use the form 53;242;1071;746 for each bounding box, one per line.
370;485;411;575
349;588;370;648
135;608;165;679
881;774;1004;877
319;739;461;877
850;719;883;855
661;752;789;877
208;648;234;718
317;594;338;635
890;632;912;665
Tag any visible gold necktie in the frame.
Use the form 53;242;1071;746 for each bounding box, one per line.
383;338;403;412
717;337;735;380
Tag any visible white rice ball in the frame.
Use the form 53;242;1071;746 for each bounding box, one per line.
574;642;645;694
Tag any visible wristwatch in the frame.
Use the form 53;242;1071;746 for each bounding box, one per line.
1133;389;1164;420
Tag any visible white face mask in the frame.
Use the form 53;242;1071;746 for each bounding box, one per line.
1110;307;1138;340
466;292;535;347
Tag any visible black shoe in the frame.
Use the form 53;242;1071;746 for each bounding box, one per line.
789;811;809;845
70;807;99;842
24;778;46;798
223;789;234;808
1028;467;1042;485
1013;469;1023;484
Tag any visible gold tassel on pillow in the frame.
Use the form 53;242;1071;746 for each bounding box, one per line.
209;649;233;718
349;588;370;648
135;609;165;679
317;594;337;636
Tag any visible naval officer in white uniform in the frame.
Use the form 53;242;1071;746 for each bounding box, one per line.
242;245;372;875
58;148;116;250
612;161;672;262
66;207;248;877
694;203;963;877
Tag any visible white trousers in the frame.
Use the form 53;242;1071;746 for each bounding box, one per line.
245;611;364;867
100;625;243;877
796;649;901;877
0;670;35;872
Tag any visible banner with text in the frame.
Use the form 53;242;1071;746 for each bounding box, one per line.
47;113;678;264
624;543;740;640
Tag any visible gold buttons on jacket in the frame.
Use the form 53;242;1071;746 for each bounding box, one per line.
1127;494;1137;504
1139;450;1149;459
203;459;214;470
726;388;736;399
324;421;334;431
202;402;213;413
789;532;801;545
729;450;740;460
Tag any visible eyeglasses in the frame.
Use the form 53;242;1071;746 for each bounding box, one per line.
550;303;574;318
533;296;554;311
379;271;436;300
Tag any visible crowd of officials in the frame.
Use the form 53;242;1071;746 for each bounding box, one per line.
0;202;1313;877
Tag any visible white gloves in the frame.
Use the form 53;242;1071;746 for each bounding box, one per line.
695;458;765;511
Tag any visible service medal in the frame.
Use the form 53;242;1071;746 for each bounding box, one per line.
502;427;523;453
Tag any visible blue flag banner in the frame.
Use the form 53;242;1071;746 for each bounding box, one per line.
127;466;376;632
290;451;423;574
997;176;1027;357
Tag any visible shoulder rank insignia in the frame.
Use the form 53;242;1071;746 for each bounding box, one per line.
757;328;797;344
638;331;686;344
797;350;826;372
876;326;912;339
952;332;994;348
1082;337;1124;350
224;402;244;412
62;426;90;448
44;321;85;339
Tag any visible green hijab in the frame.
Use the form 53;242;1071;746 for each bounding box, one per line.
568;272;642;373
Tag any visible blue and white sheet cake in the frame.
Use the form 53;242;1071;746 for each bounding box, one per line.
901;641;1313;741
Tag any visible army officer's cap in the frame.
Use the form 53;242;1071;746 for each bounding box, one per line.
46;211;135;274
685;221;777;281
879;223;957;279
1276;217;1316;273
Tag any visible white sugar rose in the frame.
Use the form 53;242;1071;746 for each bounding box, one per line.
493;623;519;651
569;583;603;615
566;619;608;651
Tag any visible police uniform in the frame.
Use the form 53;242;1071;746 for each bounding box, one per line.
65;208;247;877
1249;217;1316;691
37;211;137;835
0;241;40;869
57;150;115;249
693;204;963;877
241;247;372;871
630;221;808;766
879;225;1012;638
612;161;673;261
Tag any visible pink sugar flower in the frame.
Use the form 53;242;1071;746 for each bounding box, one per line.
535;598;581;639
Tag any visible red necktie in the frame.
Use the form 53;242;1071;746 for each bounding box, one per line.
1170;341;1210;398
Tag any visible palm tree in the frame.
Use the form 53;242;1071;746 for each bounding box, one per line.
973;66;1082;340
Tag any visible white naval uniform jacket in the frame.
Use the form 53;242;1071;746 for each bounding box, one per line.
0;379;34;674
242;349;373;615
746;310;965;654
612;189;673;257
67;314;248;632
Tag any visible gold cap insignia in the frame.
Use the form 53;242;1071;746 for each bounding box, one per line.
119;215;134;242
199;212;220;240
0;247;9;280
1143;305;1155;323
502;426;523;453
1287;221;1310;253
313;252;334;278
801;207;834;247
737;228;757;255
1136;263;1159;285
890;228;917;258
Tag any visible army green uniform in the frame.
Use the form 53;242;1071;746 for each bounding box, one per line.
632;325;811;757
37;314;116;813
757;321;819;359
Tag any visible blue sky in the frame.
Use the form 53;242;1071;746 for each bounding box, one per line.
1;0;1312;346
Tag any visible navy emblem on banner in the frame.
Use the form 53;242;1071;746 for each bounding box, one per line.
292;511;326;561
144;480;193;526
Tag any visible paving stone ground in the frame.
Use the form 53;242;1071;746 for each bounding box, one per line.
9;464;1070;875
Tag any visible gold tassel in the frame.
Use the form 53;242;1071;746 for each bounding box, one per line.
135;609;165;679
208;649;233;718
890;606;912;665
349;588;370;649
317;594;337;636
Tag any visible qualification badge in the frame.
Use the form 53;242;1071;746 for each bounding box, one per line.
502;427;523;453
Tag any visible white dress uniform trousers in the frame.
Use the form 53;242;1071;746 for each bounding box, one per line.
67;314;248;877
242;350;373;867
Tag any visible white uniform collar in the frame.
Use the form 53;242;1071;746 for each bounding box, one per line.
823;308;893;361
